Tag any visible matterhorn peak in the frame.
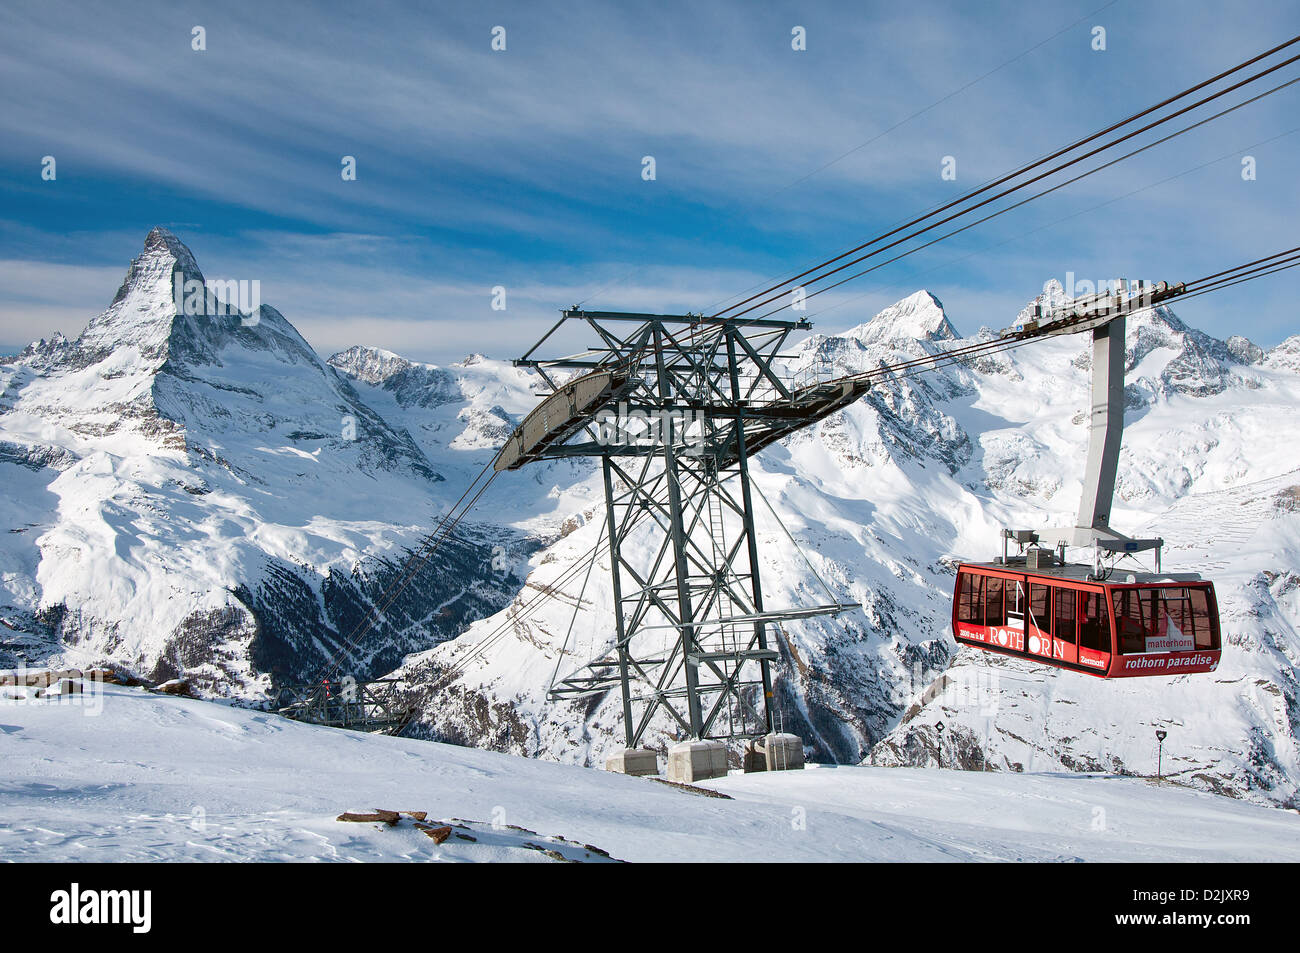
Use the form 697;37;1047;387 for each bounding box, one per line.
74;227;295;375
143;226;202;274
109;227;204;309
72;227;218;365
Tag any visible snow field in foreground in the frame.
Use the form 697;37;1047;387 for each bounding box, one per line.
1;685;1298;862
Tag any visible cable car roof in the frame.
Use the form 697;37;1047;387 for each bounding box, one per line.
959;560;1207;586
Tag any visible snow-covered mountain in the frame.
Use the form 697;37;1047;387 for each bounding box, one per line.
0;229;528;694
4;230;1298;810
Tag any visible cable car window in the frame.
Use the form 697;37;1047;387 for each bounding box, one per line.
1113;589;1147;654
1152;589;1194;652
957;573;983;624
1189;588;1218;650
1168;590;1192;642
1006;581;1026;631
1079;591;1110;652
1112;587;1208;653
1053;586;1076;645
986;576;1005;628
1029;583;1050;631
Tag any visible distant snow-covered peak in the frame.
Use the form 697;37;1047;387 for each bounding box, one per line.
329;344;426;384
842;290;959;346
329;344;459;410
1265;334;1300;373
5;332;71;369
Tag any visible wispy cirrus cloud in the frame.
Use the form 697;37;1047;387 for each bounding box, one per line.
1;0;1297;361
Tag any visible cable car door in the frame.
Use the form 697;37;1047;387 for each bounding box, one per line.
1005;579;1026;653
1026;582;1053;659
1053;585;1078;665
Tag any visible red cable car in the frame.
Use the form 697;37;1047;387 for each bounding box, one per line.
952;561;1221;677
949;288;1224;678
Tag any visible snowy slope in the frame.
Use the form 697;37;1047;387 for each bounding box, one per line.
2;683;1298;862
325;345;602;536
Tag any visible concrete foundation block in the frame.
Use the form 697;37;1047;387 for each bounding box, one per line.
604;748;659;776
759;732;805;771
666;740;729;783
36;678;83;698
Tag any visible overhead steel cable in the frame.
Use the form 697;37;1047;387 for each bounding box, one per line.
715;37;1300;318
577;0;1126;313
549;51;1297;386
721;51;1300;320
313;460;501;683
1179;260;1300;301
1180;245;1300;288
746;77;1300;321
796;125;1300;328
591;61;1299;382
542;40;1300;408
1175;255;1300;302
711;35;1300;320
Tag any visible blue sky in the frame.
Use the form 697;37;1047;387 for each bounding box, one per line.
1;0;1298;364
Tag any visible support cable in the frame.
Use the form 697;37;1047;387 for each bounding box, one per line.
712;35;1300;317
314;461;499;682
547;518;608;695
796;125;1300;327
747;76;1300;321
722;51;1300;319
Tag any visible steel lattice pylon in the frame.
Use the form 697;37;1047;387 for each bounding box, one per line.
500;310;864;748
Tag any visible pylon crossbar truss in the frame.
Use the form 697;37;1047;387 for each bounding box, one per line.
508;310;858;747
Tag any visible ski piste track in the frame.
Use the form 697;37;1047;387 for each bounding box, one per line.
1143;468;1300;573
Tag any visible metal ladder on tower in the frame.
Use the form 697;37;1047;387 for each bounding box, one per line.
706;489;746;737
